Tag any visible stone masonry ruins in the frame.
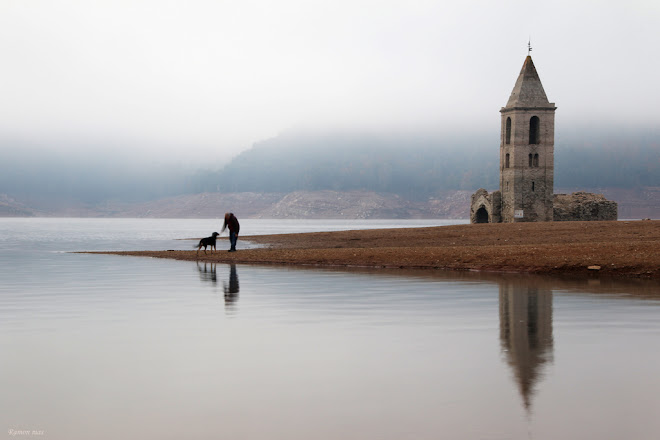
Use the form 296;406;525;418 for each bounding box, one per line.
470;55;617;223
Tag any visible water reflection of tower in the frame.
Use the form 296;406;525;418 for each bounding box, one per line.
499;279;554;411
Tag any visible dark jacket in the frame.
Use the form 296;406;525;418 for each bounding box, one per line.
223;213;240;234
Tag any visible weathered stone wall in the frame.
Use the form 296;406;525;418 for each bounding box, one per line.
470;189;501;223
553;192;618;221
500;109;555;223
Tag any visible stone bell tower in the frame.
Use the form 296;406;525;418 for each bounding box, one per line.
470;52;616;224
500;55;556;222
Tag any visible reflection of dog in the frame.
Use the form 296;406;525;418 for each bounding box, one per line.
196;232;220;255
196;262;217;283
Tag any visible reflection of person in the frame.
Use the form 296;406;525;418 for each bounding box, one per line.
223;264;239;310
221;212;240;252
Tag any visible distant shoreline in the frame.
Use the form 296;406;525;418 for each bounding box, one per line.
5;188;660;220
80;220;660;279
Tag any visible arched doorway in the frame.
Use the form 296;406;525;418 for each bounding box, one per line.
475;206;489;223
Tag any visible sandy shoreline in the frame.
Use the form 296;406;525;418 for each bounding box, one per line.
80;220;660;279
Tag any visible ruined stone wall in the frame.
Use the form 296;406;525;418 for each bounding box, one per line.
553;192;618;221
470;189;501;223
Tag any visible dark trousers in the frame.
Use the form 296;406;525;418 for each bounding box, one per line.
229;231;238;251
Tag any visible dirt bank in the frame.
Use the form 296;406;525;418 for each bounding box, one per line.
82;220;660;279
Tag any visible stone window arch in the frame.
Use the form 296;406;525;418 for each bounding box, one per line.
505;153;510;168
528;153;533;167
505;117;511;144
533;153;539;167
532;181;535;192
529;116;540;144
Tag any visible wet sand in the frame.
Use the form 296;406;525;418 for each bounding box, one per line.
82;220;660;279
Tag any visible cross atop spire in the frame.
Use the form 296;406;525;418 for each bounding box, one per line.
528;38;532;55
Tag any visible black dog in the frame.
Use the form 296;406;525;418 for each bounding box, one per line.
196;232;220;255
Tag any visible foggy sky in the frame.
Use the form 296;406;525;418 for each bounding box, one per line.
1;0;658;161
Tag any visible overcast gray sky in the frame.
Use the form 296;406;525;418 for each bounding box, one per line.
1;0;658;160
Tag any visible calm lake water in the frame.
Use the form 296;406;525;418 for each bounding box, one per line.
1;218;659;440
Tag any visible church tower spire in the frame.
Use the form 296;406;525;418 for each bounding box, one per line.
505;56;554;109
499;55;557;222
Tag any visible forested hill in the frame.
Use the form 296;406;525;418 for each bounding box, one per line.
187;132;497;199
1;128;658;212
187;129;660;196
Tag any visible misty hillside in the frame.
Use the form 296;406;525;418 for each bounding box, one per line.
186;131;498;199
0;138;193;208
1;128;658;214
189;129;660;196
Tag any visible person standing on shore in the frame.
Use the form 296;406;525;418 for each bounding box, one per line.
221;212;240;252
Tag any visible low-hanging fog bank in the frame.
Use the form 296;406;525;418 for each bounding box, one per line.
1;126;658;216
